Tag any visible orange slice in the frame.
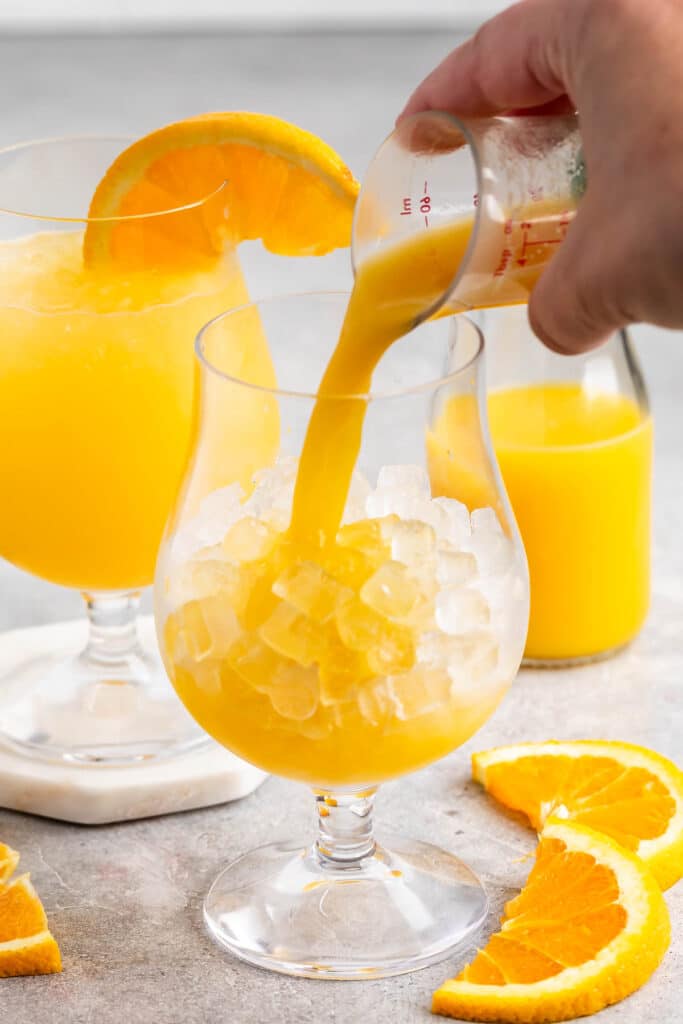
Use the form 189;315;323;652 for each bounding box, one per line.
84;111;359;268
0;850;62;977
0;842;19;885
472;740;683;890
433;819;670;1022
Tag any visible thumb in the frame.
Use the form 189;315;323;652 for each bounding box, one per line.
527;198;630;354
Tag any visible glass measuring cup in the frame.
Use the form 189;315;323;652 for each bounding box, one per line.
352;110;584;319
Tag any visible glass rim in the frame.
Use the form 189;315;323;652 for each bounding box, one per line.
0;134;228;223
195;290;484;402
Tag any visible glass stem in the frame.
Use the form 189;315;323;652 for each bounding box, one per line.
314;788;377;868
81;591;143;666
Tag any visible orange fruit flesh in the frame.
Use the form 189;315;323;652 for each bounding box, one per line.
0;875;49;942
463;838;625;984
0;850;62;977
85;112;359;269
0;842;20;885
479;754;676;850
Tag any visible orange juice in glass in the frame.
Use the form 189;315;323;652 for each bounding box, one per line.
156;293;529;978
0;137;248;763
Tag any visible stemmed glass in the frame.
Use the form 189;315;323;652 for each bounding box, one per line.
155;292;529;978
0;136;243;763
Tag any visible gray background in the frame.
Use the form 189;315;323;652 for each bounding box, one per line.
0;31;681;1024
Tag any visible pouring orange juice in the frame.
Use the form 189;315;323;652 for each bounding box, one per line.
355;111;651;663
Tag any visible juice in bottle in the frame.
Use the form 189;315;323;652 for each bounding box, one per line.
488;383;652;661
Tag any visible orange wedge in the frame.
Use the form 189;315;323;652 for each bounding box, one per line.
433;819;670;1022
472;740;683;890
0;841;19;885
0;849;61;977
84;112;358;268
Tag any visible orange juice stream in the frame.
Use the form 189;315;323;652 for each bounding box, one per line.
291;218;476;542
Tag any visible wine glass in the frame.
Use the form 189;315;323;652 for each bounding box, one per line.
155;292;529;979
0;136;243;763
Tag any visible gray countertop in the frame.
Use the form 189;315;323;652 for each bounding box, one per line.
0;30;682;1024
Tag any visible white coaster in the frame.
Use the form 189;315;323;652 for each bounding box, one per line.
0;618;266;825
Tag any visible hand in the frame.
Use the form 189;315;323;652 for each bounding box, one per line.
399;0;683;354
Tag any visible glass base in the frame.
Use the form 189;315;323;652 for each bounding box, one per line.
203;835;488;980
522;640;629;669
0;617;209;765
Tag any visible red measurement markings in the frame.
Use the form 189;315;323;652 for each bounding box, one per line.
420;183;431;226
493;218;514;277
517;210;571;266
400;183;431;225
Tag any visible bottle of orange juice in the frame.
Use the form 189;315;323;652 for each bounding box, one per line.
482;306;651;663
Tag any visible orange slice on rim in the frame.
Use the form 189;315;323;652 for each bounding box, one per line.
472;740;683;890
84;111;359;268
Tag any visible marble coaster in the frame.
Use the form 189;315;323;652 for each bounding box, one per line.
0;617;266;825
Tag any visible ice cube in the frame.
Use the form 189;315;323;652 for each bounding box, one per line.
360;561;418;619
366;626;415;676
436;550;477;587
446;630;500;687
244;457;297;519
432;497;471;546
416;630;453;668
273;561;348;624
252;456;297;493
162;611;186;665
335;595;384;652
465;532;515;577
174;557;244;605
261;506;291;532
268;662;319;721
357;679;396;727
377;465;430;497
471;507;504;535
259;603;324;667
435;587;491;635
378;514;401;543
391;519;436;565
178;596;241;662
402;589;437;632
389;667;453;720
336;518;389;562
342;470;373;525
470;576;514;616
365;491;396;519
222;516;278;563
227;632;283;693
197;483;244;544
187;660;223;697
318;641;372;705
324;544;376;591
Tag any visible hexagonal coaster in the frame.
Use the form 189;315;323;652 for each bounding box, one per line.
0;617;265;825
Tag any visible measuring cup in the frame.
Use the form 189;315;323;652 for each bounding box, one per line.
352;110;584;319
